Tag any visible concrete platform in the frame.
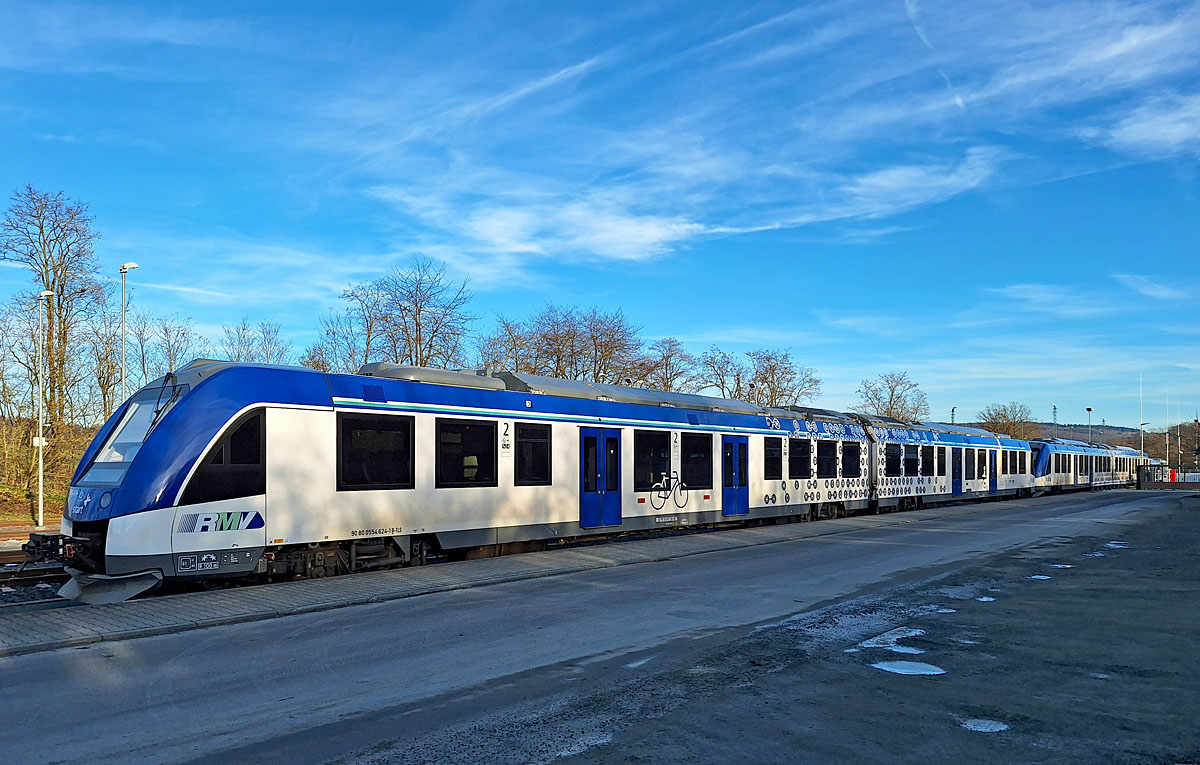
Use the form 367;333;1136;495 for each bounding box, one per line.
0;492;1153;658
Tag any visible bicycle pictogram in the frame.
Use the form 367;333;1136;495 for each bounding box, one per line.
650;470;689;511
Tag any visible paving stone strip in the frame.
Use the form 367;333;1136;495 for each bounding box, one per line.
0;495;1137;657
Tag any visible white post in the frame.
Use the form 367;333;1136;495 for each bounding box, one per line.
1139;374;1143;455
36;290;52;528
119;262;139;406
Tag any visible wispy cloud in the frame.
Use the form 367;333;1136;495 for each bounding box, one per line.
988;283;1113;318
1112;273;1189;300
1079;92;1200;156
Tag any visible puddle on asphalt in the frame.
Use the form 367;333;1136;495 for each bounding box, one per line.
871;661;945;675
1104;541;1130;549
1050;564;1074;569
961;718;1009;732
1028;575;1052;580
859;627;926;654
975;596;996;602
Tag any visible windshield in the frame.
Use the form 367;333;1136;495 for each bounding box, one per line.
77;383;189;487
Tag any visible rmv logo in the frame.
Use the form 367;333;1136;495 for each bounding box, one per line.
177;511;265;533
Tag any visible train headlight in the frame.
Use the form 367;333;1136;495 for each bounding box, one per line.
99;491;112;509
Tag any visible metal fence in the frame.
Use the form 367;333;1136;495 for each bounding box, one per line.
1139;465;1200;489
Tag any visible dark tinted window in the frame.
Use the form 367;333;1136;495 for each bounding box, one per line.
904;445;919;476
965;448;976;479
843;442;861;477
789;438;811;479
337;413;413;491
977;450;987;478
605;437;619;491
885;443;901;477
921;445;934;476
681;434;713;490
515;423;551;486
817;440;838;478
737;442;748;488
583;436;597;492
936;447;947;476
763;437;782;481
182;411;265;505
436;419;497;488
634;430;670;491
723;440;734;488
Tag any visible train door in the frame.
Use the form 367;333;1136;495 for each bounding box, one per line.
580;428;621;528
721;435;749;515
952;447;963;496
989;450;998;494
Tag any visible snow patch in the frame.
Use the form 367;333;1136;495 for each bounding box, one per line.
975;596;995;602
623;655;656;669
871;661;945;675
961;718;1009;732
1028;575;1052;580
1050;564;1074;569
1104;541;1130;549
859;627;926;654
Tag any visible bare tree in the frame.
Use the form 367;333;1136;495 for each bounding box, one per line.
157;314;210;372
578;308;645;384
643;337;699;392
746;348;821;407
221;317;258;362
477;314;534;375
698;345;751;399
854;371;930;421
87;288;122;415
377;257;474;368
977;401;1041;440
0;185;104;427
127;309;155;388
255;321;292;365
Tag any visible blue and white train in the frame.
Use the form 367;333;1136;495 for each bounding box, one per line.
27;360;1150;602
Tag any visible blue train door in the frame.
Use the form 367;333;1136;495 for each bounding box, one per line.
952;448;963;496
722;435;749;515
989;450;998;494
580;428;621;528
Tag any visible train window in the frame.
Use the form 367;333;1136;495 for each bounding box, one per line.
435;419;497;488
965;449;976;479
884;444;901;477
937;447;947;476
738;442;748;488
681;433;713;490
1019;451;1027;474
338;413;414;491
634;430;670;491
514;423;551;486
723;441;733;488
1002;451;1009;473
817;440;838;478
843;442;862;478
921;445;934;476
764;437;783;481
583;436;598;492
182;410;266;505
789;438;811;479
978;450;988;479
606;437;619;492
903;445;919;476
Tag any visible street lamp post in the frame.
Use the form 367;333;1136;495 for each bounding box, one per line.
36;289;53;528
119;262;139;404
1086;407;1093;442
950;406;956;424
1194;419;1198;468
1139;422;1150;457
1051;404;1057;439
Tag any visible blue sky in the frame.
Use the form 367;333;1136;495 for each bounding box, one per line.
1;0;1197;428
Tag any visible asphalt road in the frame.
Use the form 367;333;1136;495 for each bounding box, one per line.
0;491;1191;764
